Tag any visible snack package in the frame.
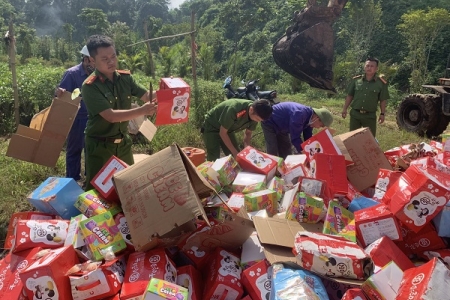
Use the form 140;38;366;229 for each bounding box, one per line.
211;155;241;187
90;155;128;204
364;236;414;272
75;189;122;218
241;260;271;300
285;191;326;224
12;219;69;253
244;189;278;216
232;171;266;193
196;161;222;192
142;278;189;300
113;212;135;252
372;168;403;202
64;214;87;249
322;201;355;242
79;211;126;261
176;265;203;300
236;146;278;180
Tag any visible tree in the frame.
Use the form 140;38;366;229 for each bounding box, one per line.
397;8;450;92
78;8;110;37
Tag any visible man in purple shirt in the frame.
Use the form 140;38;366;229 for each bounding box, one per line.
261;102;333;158
56;45;95;182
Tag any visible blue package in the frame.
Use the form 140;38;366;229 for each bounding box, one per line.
270;263;329;300
347;196;379;213
432;201;450;237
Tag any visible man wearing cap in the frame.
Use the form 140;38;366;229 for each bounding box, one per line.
202;99;273;161
261;102;333;158
341;57;390;137
56;45;95;184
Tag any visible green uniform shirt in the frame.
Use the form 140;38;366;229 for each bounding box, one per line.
346;74;390;112
204;99;257;133
82;69;147;137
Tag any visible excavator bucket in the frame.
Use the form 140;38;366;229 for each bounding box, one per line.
273;22;336;93
272;0;348;94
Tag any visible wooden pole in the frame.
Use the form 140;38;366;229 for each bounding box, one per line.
190;11;197;81
8;18;20;127
143;21;155;79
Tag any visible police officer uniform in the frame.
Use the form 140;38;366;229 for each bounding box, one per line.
202;99;258;161
346;73;389;136
82;69;147;191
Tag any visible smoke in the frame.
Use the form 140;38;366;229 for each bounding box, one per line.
34;4;64;37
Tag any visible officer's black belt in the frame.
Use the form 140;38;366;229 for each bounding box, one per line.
353;109;372;114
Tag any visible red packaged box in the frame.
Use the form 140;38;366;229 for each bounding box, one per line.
0;247;42;299
91;155;128;204
176;265;203;300
13;219;69;253
241;259;271;300
4;211;56;250
311;153;348;197
69;256;127;300
396;258;450;299
301;128;343;161
385;165;450;232
236;146;278;180
114;212;135;252
203;247;244;300
20;246;79;300
354;203;402;248
372;168;403;202
341;288;368;300
155;77;190;125
293;231;372;280
364;236;414;272
120;248;177;299
394;221;446;257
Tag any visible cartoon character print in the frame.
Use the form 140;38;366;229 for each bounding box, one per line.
218;250;242;279
373;177;389;200
116;215;133;246
26;276;58;300
26;221;68;245
304;142;322;159
246;149;272;169
170;93;189;120
403;191;446;226
309;159;317;178
164;260;177;283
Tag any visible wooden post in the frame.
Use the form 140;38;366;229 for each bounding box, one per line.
143;21;155;79
8;18;20;127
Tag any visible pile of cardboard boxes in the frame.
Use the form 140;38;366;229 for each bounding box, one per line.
1;127;450;299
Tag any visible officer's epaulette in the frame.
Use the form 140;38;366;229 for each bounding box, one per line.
84;74;97;85
352;75;363;79
117;69;131;75
378;74;387;84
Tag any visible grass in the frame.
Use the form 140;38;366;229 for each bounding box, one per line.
0;91;433;249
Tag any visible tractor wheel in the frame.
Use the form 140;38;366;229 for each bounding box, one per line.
424;94;449;138
396;94;439;136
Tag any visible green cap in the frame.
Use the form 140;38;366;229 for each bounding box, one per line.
312;107;333;127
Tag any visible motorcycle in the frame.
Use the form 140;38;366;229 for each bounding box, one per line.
223;76;279;105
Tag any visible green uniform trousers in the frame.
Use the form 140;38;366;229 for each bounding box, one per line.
84;135;134;191
202;130;239;161
349;109;377;137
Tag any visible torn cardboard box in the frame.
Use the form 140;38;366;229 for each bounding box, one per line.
6;91;81;167
112;144;216;252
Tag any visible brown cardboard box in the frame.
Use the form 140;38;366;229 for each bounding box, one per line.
112;144;215;252
333;127;392;191
252;216;364;286
6;91;81;167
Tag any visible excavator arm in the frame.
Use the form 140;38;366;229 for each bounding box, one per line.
273;0;348;94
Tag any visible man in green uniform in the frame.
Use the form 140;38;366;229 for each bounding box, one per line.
341;57;390;137
202;99;273;161
82;35;157;191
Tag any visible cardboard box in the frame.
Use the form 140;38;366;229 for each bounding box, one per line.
241;260;271;300
301;128;343;161
91;155;128;203
142;278;189;300
20;246;79;300
232;171;266;193
64;214;87;248
394;222;446;256
4;211;56;250
364;236;414;272
312;153;349;196
227;192;245;211
244;189;278;216
341;288;368;300
236;146;278;180
333;128;392;191
128;103;158;142
354;203;402;248
285;191;326;224
75;189;122;217
196;161;222;192
0;247;42;299
176;265;203;300
112;144;214;252
373;169;403;202
361;261;403;300
323;201;355;242
212;155;241;187
252;216;365;286
27;177;84;219
279;183;299;213
6;91;81;167
155;77;191;126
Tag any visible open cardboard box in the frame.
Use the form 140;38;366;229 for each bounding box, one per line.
253;216;365;286
112;143;254;252
6;91;81;167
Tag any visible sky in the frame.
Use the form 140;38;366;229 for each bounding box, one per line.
169;0;185;9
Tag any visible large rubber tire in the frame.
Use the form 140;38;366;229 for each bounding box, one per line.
425;95;450;138
396;94;439;137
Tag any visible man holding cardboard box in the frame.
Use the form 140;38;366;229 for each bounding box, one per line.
81;35;158;191
202;99;273;161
